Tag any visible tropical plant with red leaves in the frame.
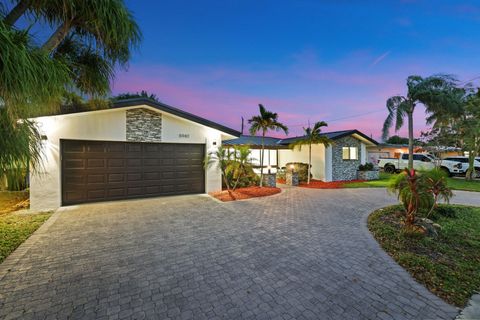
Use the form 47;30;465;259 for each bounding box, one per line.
389;168;433;226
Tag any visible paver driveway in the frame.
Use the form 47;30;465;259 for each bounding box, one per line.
1;187;477;320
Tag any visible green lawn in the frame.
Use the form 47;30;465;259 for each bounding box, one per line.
368;205;480;307
345;172;480;192
0;191;52;264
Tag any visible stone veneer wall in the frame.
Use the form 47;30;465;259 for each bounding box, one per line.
332;135;362;181
126;108;162;142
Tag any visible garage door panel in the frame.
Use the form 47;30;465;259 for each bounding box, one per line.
106;142;125;153
127;187;143;196
107;188;126;197
108;159;125;168
87;189;106;199
62;140;205;205
108;173;125;183
87;159;106;168
127;173;142;181
87;143;106;153
127;158;142;167
87;174;105;184
64;159;85;169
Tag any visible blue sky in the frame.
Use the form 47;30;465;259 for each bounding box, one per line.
113;0;480;139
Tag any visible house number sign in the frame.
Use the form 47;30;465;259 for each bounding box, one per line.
178;133;190;138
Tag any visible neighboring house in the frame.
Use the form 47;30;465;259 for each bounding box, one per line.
224;130;378;181
367;144;463;163
30;98;240;211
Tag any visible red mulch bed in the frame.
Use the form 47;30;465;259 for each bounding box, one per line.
210;186;281;202
277;178;365;189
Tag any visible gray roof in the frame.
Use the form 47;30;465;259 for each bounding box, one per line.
223;135;288;148
113;98;241;137
224;130;378;148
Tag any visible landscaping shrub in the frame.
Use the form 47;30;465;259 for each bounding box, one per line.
206;146;258;191
389;169;434;225
225;165;259;188
431;204;457;219
285;162;311;182
358;162;375;171
388;168;453;228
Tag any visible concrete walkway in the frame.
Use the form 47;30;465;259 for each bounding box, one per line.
0;188;478;319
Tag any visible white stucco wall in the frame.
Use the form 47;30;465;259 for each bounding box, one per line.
30;105;229;211
360;142;367;165
278;144;326;180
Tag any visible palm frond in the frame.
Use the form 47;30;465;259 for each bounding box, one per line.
383;95;407;140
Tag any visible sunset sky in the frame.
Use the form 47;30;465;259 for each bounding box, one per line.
113;1;480;140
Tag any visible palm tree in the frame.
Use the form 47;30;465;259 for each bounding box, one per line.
289;121;332;184
382;75;458;169
1;0;140;187
248;104;288;187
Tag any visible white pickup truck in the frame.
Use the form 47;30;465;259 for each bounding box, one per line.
377;153;465;176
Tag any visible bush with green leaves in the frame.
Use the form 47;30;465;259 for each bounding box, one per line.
358;162;375;171
285;162;311;182
205;146;257;192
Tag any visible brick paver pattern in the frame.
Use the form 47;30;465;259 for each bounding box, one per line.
1;187;473;319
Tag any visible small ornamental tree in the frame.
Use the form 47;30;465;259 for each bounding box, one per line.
389;169;433;226
389;168;453;227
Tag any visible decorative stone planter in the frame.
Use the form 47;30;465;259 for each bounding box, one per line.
357;170;380;181
262;173;277;187
286;172;299;186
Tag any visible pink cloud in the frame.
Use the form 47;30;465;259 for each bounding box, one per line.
112;60;442;141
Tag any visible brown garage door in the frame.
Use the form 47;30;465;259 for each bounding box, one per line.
61;140;205;205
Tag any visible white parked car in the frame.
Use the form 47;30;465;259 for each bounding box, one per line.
443;156;480;178
377;153;465;176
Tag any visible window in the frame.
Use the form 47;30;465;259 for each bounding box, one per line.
413;154;423;161
342;147;358;160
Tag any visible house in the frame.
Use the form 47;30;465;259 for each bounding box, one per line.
367;144;463;163
29;98;240;211
224;130;378;181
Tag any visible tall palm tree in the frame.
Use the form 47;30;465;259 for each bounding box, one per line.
382;75;457;169
0;0;141;187
248;104;288;187
289;121;332;184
